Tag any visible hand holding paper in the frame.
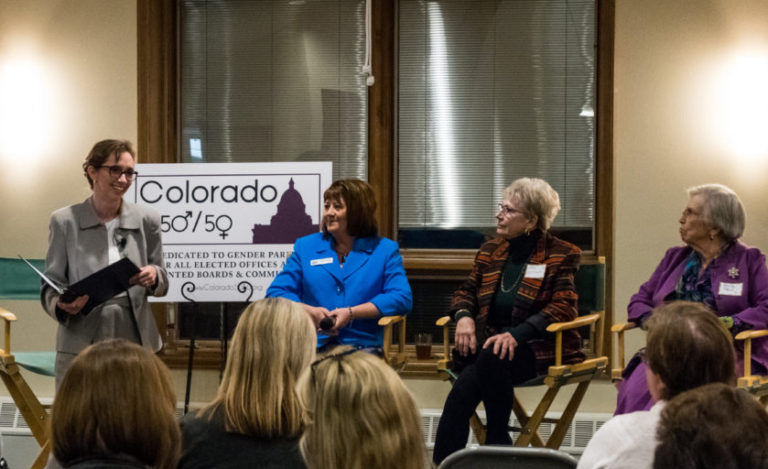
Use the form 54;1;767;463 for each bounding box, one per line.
130;265;157;289
57;294;90;316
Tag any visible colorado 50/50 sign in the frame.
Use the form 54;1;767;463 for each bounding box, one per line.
125;162;332;302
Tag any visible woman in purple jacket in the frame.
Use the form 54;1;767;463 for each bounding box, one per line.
616;183;768;414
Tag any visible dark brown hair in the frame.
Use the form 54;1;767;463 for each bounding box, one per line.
654;383;768;469
645;301;736;400
322;179;378;238
82;139;136;188
51;339;180;468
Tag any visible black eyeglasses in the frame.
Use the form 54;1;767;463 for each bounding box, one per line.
310;348;358;385
497;203;522;217
98;165;138;180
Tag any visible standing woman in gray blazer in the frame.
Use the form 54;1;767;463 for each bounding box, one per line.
41;139;168;386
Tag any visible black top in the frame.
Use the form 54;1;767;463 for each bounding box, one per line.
178;409;307;469
490;232;539;343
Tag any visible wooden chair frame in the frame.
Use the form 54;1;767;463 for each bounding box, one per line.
437;311;608;449
0;306;51;469
431;257;608;448
379;315;407;368
736;329;768;404
612;320;768;403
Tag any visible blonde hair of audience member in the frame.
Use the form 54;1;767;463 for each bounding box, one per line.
300;347;429;469
201;297;316;438
654;383;768;469
51;339;180;469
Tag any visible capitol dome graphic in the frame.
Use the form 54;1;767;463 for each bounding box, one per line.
252;178;319;244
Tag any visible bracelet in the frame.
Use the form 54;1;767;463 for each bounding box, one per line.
348;306;354;324
454;309;473;322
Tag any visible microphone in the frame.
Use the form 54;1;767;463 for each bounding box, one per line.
114;233;127;251
319;316;335;331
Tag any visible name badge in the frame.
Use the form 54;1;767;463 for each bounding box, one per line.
524;264;546;279
310;257;334;266
718;282;743;296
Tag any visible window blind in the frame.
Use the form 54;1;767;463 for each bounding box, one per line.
180;0;368;181
398;0;596;246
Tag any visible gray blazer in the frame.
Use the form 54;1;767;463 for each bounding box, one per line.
41;197;168;354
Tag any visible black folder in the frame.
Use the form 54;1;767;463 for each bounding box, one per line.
20;255;141;316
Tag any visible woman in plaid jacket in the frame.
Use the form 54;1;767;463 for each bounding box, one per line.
433;178;582;464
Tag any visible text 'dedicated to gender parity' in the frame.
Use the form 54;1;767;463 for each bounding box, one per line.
125;162;332;302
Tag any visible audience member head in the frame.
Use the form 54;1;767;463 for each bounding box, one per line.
51;339;180;469
644;301;735;401
654;383;768;469
299;347;428;469
203;297;316;438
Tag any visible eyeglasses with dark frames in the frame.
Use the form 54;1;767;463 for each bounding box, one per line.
98;165;138;180
310;348;358;385
497;203;522;217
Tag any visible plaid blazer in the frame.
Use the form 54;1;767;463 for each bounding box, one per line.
451;231;583;372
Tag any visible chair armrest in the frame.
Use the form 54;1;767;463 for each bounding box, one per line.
436;316;454;370
436;316;452;327
0;306;17;356
379;315;407;368
611;322;637;333
734;329;768;378
0;307;17;323
378;315;405;327
735;329;768;341
610;322;640;381
546;314;603;367
546;313;601;332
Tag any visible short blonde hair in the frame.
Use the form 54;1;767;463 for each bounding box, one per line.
51;339;180;469
503;177;561;231
686;184;746;242
299;348;429;469
202;297;316;438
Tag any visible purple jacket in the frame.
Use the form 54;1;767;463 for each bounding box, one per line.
628;241;768;370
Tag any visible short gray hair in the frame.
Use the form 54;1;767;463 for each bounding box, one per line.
687;184;746;242
503;178;561;231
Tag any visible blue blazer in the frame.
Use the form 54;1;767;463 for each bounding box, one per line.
266;232;412;348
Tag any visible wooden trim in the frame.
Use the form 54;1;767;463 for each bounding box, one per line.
368;0;396;239
402;249;606;277
137;0;178;164
139;0;616;370
595;0;615;370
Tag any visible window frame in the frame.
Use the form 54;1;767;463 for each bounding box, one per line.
137;0;614;369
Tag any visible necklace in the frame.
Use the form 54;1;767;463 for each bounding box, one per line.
337;249;350;265
500;266;526;294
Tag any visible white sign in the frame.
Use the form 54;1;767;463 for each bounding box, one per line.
125;162;332;302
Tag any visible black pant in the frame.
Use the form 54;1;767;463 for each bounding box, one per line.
432;345;537;464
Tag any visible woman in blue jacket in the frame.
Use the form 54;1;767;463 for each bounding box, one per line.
266;179;412;350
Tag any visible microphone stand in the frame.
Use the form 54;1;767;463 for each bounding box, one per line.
180;281;197;414
224;281;255;378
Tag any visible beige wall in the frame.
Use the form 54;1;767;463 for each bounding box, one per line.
2;0;768;413
614;0;768;361
0;0;138;397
